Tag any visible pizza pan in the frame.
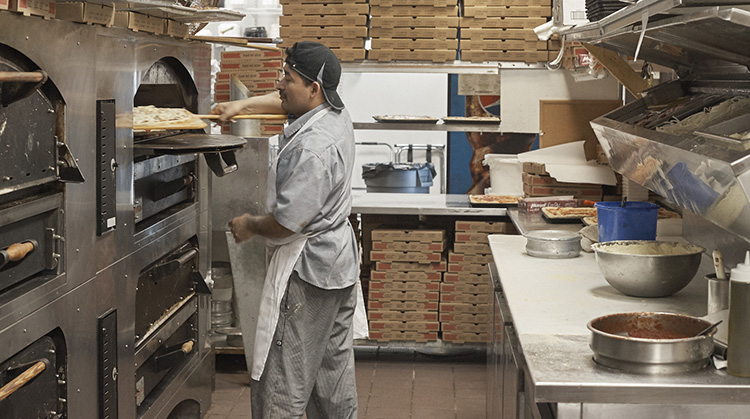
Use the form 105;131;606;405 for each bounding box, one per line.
588;312;715;374
524;230;581;259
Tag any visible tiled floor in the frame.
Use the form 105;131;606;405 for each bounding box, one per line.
205;347;487;419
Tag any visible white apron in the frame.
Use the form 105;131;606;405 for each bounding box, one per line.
251;107;368;381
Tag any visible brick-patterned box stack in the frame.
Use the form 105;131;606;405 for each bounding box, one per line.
368;228;447;343
279;0;368;62
216;49;285;136
370;0;459;62
441;220;512;343
522;162;603;200
460;0;553;63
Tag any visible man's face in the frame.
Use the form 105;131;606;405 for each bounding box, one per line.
276;64;315;116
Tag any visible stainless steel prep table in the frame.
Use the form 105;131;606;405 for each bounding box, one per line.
351;190;508;216
488;234;750;418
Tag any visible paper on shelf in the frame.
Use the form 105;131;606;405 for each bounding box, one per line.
518;141;617;186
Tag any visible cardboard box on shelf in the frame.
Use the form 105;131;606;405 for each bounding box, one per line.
369;49;456;62
460;50;550;63
370;270;443;283
10;0;55;18
214;82;230;92
372;240;447;252
370;250;444;264
523;172;594;188
523;184;603;200
220;60;283;71
280;26;368;39
370;27;457;40
465;0;550;6
282;3;369;15
55;2;113;25
460;16;547;29
369;320;440;332
0;0;9;10
279;14;367;26
460;27;538;40
371;0;455;5
369;331;438;342
372;229;446;243
439;302;489;314
522;161;549;175
439;293;487;304
280;0;367;4
439;312;489;323
371;16;459;28
370;4;458;17
455;220;512;233
448;252;494;264
214;93;230;102
368;290;440;302
461;39;547;51
447;261;490;274
165;19;189;38
368;300;439;311
370;38;459;50
442;331;488;343
441;322;487;333
452;242;492;255
221;50;283;61
370;281;441;292
463;6;552;18
330;48;367;61
369;310;439;322
441;282;491;294
113;11;163;34
261;125;284;135
517;196;577;213
443;272;489;285
216;70;280;81
454;231;490;244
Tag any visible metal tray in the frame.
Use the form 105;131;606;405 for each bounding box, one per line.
373;115;439;124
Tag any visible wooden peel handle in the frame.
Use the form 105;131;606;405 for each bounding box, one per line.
0;360;47;402
5;241;35;262
0;71;45;83
181;340;195;354
196;114;287;120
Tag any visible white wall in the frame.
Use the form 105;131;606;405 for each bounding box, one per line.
339;72;449;193
499;68;621;132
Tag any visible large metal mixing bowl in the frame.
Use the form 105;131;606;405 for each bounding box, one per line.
588;312;715;374
591;240;705;297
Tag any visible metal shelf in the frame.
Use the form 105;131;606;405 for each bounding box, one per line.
354;121;504;132
342;60;547;74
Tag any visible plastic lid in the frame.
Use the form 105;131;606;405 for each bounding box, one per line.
730;251;750;284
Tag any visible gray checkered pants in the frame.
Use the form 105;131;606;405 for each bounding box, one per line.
250;271;358;419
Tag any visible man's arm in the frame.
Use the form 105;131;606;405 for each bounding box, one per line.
210;91;284;123
228;213;294;243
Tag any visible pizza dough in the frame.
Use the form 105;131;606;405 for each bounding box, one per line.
133;106;197;127
469;195;521;204
541;207;597;219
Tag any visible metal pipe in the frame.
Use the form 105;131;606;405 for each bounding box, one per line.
0;71;45;83
355;142;395;162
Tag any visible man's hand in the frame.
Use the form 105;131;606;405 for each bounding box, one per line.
210;100;247;124
228;214;255;243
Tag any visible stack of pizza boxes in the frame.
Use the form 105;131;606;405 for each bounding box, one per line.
441;220;514;343
368;228;448;342
522;162;603;200
459;0;554;63
216;49;285;136
279;0;368;62
369;0;459;62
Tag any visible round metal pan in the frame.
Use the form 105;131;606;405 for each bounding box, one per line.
588;312;715;374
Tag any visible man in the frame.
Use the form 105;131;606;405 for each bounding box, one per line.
212;42;361;418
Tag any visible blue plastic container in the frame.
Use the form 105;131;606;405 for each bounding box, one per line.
595;201;659;242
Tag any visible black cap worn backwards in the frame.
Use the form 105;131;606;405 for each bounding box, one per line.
285;41;345;110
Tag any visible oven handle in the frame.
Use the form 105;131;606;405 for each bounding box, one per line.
0;240;38;270
147;248;199;281
204;150;238;177
153;339;196;372
0;360;48;401
0;71;46;83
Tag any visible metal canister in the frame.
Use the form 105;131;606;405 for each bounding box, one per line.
706;273;730;314
727;251;750;377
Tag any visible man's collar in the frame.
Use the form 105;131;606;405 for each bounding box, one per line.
283;103;331;138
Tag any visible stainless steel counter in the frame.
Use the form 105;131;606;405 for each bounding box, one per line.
508;209;584;235
351;190;507;216
489;234;750;408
